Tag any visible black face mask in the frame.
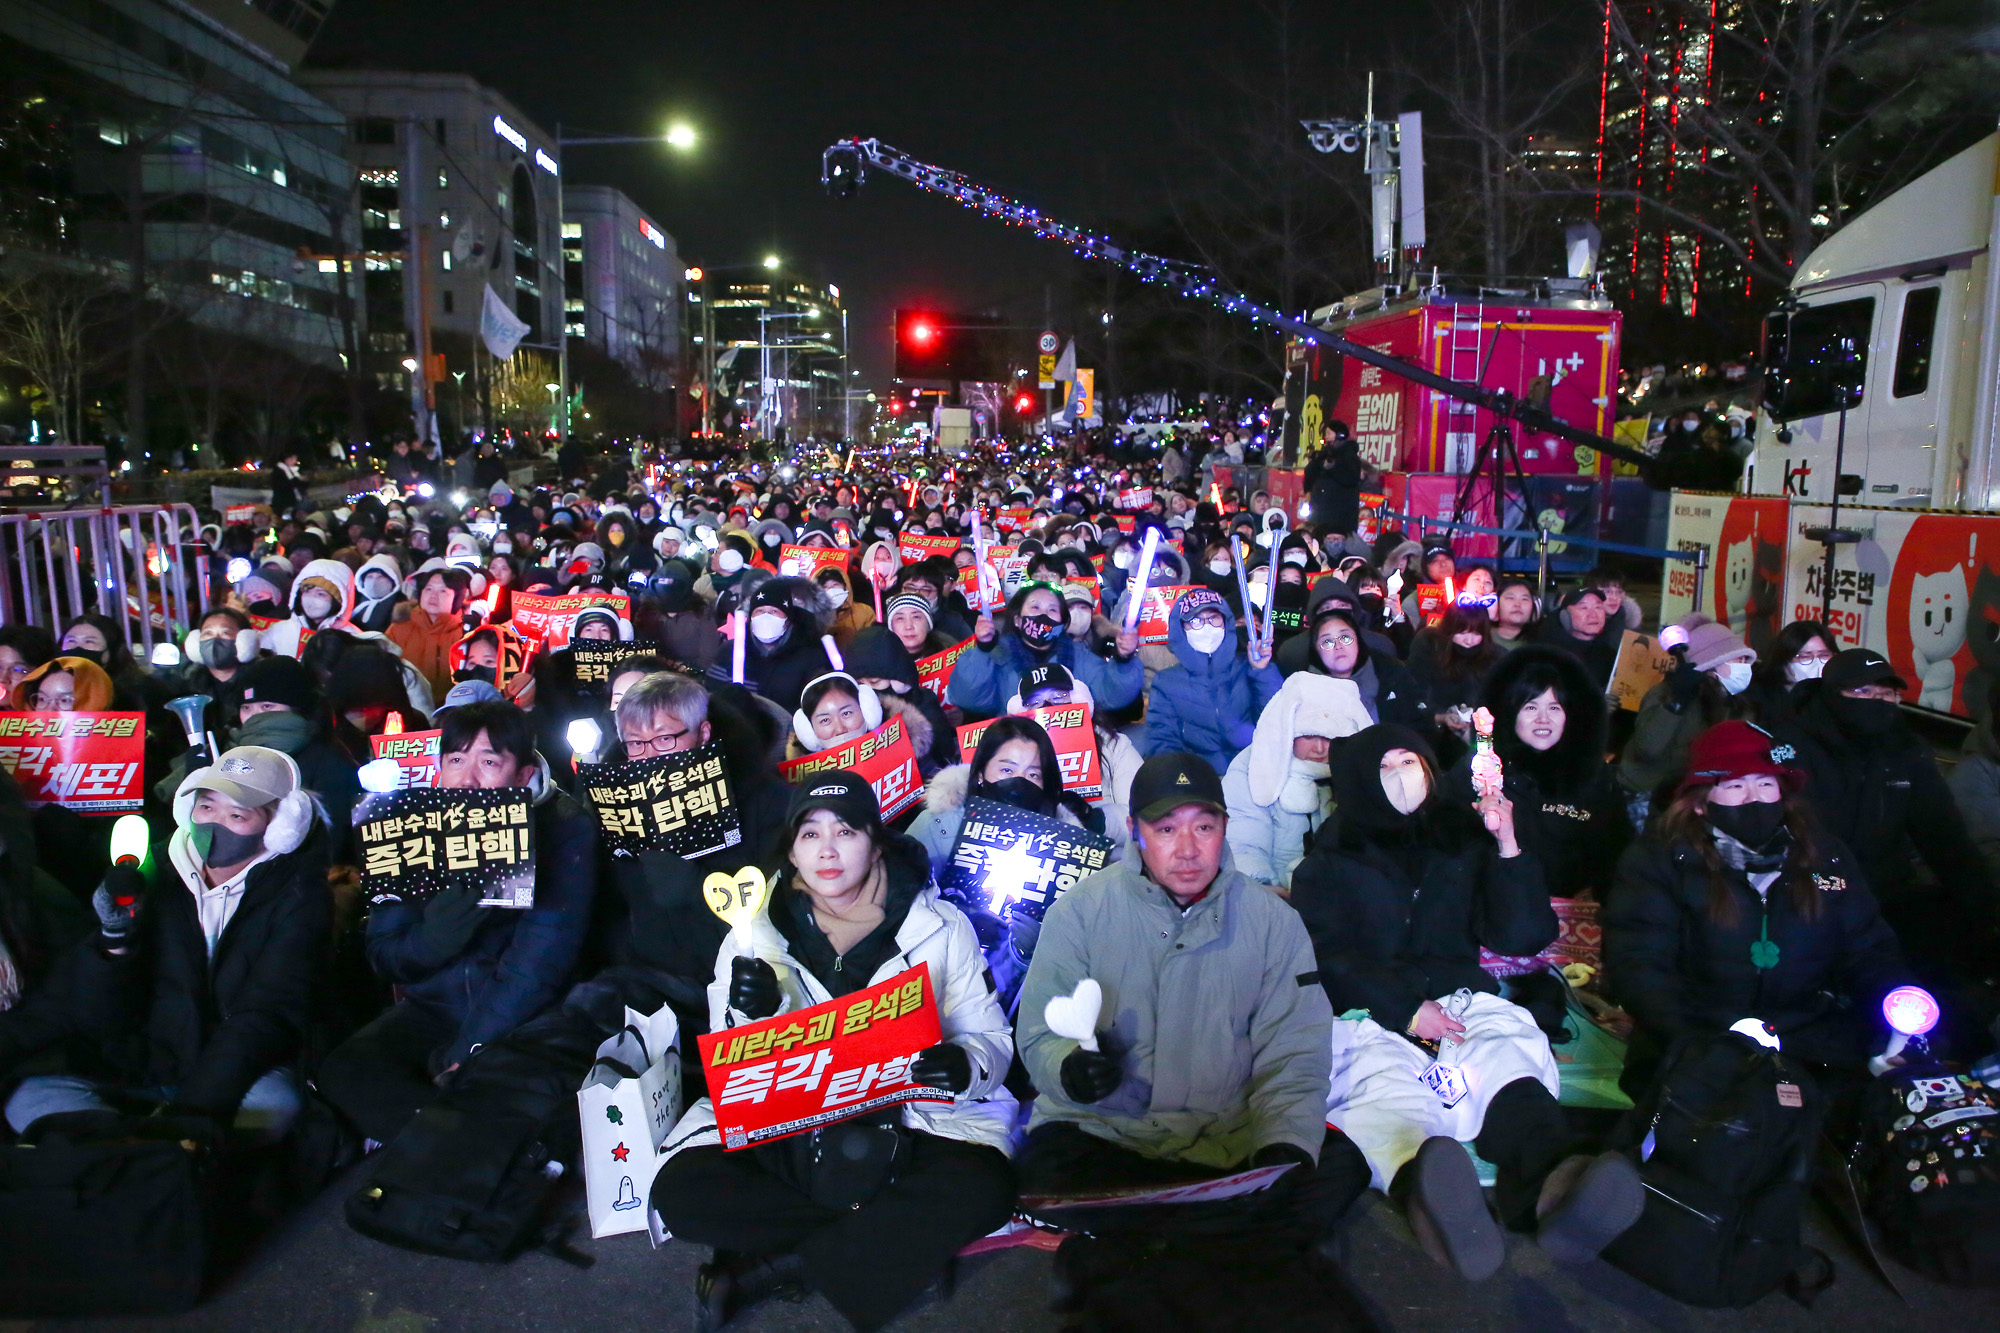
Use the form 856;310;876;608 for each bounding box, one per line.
1017;614;1062;649
1357;594;1386;625
1828;692;1899;737
980;775;1055;817
1707;797;1786;852
455;665;497;685
190;819;265;868
200;637;238;670
65;647;104;667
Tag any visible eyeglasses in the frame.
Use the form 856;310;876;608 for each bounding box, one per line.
1317;634;1358;650
624;728;692;757
30;693;74;709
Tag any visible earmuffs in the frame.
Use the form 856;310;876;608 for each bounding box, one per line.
791;672;883;754
171;748;316;857
181;628;262;666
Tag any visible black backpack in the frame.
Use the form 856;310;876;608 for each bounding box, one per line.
1849;1060;2000;1285
344;1012;602;1264
1602;1029;1829;1307
0;1116;208;1315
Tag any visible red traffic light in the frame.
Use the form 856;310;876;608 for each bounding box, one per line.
908;320;937;347
888;401;905;415
1014;394;1035;412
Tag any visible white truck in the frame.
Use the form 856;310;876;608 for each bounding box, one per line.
1664;132;2000;718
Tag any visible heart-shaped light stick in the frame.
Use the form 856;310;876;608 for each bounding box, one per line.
700;865;771;930
1044;978;1104;1052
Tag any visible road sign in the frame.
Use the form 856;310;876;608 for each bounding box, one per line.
1038;353;1056;387
1038;331;1059;355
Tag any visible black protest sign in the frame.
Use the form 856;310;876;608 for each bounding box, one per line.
579;740;744;859
940;796;1116;923
355;787;537;908
569;641;701;690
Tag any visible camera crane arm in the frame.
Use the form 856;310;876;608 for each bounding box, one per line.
820;136;1651;473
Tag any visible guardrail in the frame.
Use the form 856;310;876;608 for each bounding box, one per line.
1378;506;1708;607
0;504;209;664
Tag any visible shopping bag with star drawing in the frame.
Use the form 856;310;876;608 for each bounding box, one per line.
577;1002;682;1238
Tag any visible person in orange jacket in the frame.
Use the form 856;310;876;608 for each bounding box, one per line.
387;560;469;702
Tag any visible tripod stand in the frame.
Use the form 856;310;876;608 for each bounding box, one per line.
1451;398;1532;552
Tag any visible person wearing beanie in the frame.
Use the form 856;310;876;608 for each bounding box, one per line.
843;624;957;775
650;771;1016;1333
703;577;832;714
883;592;951;659
1140;587;1281;778
1535;584;1618;687
1292;725;1637;1280
1618;614;1756;815
1606;718;1912;1093
1222;672;1373;895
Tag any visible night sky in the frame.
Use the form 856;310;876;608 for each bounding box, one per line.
307;0;1394;384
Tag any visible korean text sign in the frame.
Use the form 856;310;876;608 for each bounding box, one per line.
508;590;631;648
698;963;947;1150
0;712;144;812
778;715;922;819
957;703;1103;802
570;641;689;690
915;637;975;699
898;532;961;565
1136;584;1198;645
776;545;849;580
355;787;536;908
579;742;744;859
941;795;1116;922
369;729;441;788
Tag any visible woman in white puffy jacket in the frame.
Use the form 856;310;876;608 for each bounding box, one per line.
1223;672;1373;895
651;772;1016;1333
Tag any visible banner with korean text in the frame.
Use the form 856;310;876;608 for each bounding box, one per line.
778;715;922;819
0;712;144;812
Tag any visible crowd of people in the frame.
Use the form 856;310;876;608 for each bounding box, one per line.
0;432;1991;1331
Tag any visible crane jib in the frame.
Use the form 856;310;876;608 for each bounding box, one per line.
821;136;1651;473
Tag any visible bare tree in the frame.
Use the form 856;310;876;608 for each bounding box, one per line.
0;259;122;446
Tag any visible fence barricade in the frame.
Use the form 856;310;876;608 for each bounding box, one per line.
0;504;210;665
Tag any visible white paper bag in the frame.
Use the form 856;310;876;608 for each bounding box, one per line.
577;1003;682;1238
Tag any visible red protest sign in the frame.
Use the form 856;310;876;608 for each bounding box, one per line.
1136;584;1198;645
1413;584;1448;628
1112;516;1136;534
699;963;948;1150
507;590;630;649
776;545;849;580
898;532;962;565
956;703;1103;803
1357;492;1387;545
223;503;263;526
916;637;974;699
778;713;923;819
996;506;1032;533
370;729;441;788
0;712;144;812
1116;487;1154;510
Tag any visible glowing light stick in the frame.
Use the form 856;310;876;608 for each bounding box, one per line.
1229;535;1254;631
731;607;747;684
567;717;603;765
1881;985;1940;1064
1122;527;1162;633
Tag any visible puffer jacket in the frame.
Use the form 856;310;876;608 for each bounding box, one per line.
1220;674;1372;892
1017;850;1334;1168
661;836;1017;1161
947;626;1142;719
1139;593;1281;776
386;604;463;702
263;557;355;658
364;756;598;1069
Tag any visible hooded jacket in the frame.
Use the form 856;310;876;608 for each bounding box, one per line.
351;553;407;633
843;625;958;774
386;602;464;702
662;833;1017;1161
264;557;354;658
10;656;115;712
1288;725;1556;1033
1222;673;1373;892
0;768;331;1114
364;757;598;1069
1445;646;1632;899
1298;607;1428;732
1140;589;1281;776
704;579;834;714
947;619;1143;719
1016;846;1334;1168
817;566;877;648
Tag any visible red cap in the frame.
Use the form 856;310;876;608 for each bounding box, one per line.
1677;720;1803;795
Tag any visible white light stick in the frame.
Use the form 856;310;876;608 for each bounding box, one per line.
970;509;995;611
1230;535;1254;630
731;607;747;684
358;758;403;794
1044;978;1104;1053
821;634;844;672
1123;527;1162;633
567;717;603;765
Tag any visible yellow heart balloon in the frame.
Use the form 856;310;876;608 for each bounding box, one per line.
701;865;771;930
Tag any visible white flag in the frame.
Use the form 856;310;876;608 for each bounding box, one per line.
481;284;531;361
1054;338;1077;383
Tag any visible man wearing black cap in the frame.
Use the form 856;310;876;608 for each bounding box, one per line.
1015;752;1367;1291
1769;648;1996;981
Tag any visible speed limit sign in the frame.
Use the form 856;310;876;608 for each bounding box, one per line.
1038;331;1058;355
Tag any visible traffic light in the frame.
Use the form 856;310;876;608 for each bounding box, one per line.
896;310;949;379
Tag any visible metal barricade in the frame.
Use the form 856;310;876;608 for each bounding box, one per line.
0;504;210;664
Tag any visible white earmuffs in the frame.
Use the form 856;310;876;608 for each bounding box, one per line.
791;672;883;754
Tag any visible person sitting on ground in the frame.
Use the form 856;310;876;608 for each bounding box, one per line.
949;581;1141;720
180;607;259;739
651;774;1017;1333
315;700;597;1145
1300;603;1427;730
1223;671;1372;896
387;562;470;703
1291;724;1642;1280
1537;584;1619;688
1618;615;1756;820
1489;577;1539;652
1742;619;1836;725
0;747;330;1143
1605;719;1911;1095
1015;663;1140;835
1015;753;1366;1297
839;626;958;777
1406;599;1504;763
1140;587;1280;778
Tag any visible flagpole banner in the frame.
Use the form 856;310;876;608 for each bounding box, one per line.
939;795;1116;922
355;787;537;908
915;637;975;699
778;715;923;819
957;703;1103;802
578;742;743;859
507;590;632;648
0;712;145;812
481;283;532;361
369;729;442;788
697;963;948;1150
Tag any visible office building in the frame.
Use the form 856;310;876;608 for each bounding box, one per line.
563;183;680;385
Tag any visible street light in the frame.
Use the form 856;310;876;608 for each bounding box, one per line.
664;122;698;150
763;255;781;270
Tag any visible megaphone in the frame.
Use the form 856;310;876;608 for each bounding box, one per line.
167;694;216;770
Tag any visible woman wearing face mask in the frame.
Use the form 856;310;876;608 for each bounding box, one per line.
815;566;876;648
1618;616;1755;817
909;713;1104;877
709;580;833;714
1742;619;1836;723
948;582;1142;721
324;645;428;766
693;532;758;608
1303;604;1428;731
351;554;407;633
843;626;958;778
1197;540;1246;616
263;558;354;659
1140;588;1279;778
0;745;329;1145
1293;726;1641;1280
1222;671;1372;896
1605;720;1910;1096
1406;601;1504;762
57;613;157;715
651;774;1016;1333
1060;582;1103;648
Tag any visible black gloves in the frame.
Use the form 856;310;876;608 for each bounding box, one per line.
1665;656;1705;710
93;864;144;947
729;956;781;1019
1059;1046;1123;1103
910;1042;972;1094
416;880;486;961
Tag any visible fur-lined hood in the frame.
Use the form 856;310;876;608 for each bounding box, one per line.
1479;644;1608;796
921;761;1084;826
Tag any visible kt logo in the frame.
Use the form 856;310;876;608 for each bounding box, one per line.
1781;458;1813;496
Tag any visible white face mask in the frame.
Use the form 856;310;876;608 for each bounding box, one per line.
1112;549;1134;570
1207;558;1233;576
1715;660;1754;695
1786;656;1826;683
1282;549;1308;567
823;586;849;608
750;609;788;644
1185;623;1227;656
1383;766;1429;815
1247;580;1268;608
299;589;334;622
1068;605;1092;631
715;548;744;574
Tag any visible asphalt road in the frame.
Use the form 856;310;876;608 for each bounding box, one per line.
22;1165;1993;1333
